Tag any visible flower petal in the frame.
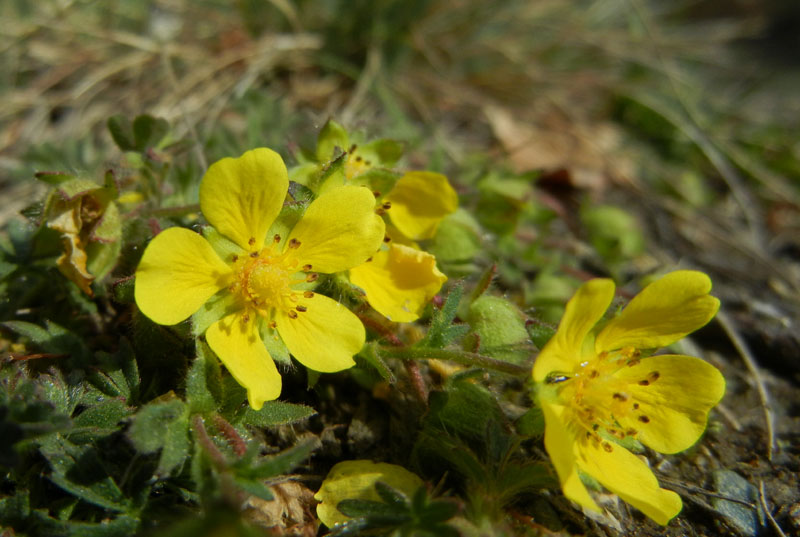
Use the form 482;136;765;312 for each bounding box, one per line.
276;293;363;372
135;227;232;325
349;244;446;323
384;171;458;240
541;401;600;512
576;436;682;525
595;271;719;352
287;186;385;274
532;279;615;382
315;460;424;528
614;354;725;454
206;312;281;409
199;148;288;251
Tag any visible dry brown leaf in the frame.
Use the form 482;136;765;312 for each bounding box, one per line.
242;481;318;537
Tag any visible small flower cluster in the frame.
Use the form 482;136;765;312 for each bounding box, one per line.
135;135;455;408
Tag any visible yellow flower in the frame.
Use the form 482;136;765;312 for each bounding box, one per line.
135;148;385;409
347;171;456;322
315;460;424;528
533;271;725;525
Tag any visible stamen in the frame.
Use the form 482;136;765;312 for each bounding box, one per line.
383;236;391;243
232;254;239;262
639;379;650;386
355;156;362;162
288;310;298;319
602;442;614;453
588;369;599;379
372;191;381;198
296;305;307;313
269;321;277;329
349;144;357;152
648;371;660;382
627;358;641;367
366;256;373;262
612;392;628;401
273;234;281;243
248;237;256;246
633;403;640;410
242;313;250;322
625;428;638;436
303;291;314;298
249;252;258;258
306;273;318;282
381;201;392;210
638;415;650;423
302;264;312;271
376;208;386;216
288;238;301;249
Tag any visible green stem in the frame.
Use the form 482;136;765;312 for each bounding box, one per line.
144;203;201;218
378;346;531;376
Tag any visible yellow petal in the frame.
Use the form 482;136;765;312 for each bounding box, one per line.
532;279;615;382
287;186;385;274
199;148;288;251
276;293;363;372
384;171;458;240
576;436;682;525
315;460;424;528
135;228;233;325
349;244;447;323
541;401;600;512
614;354;725;454
206;312;281;409
595;271;719;352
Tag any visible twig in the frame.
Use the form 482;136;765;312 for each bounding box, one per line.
759;480;788;537
716;310;775;461
160;50;208;172
659;476;756;509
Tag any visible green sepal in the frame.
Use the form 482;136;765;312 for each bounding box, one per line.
316;119;350;163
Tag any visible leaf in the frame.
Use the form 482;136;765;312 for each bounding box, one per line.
316;119;350;163
39;436;130;512
132;114;169;152
239;401;317;427
233;440;315;480
108;115;136;151
72;399;131;430
185;345;221;415
127;398;190;477
358;343;396;383
419;282;468;349
336;499;401;519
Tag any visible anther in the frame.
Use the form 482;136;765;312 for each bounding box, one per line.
242;314;250;322
306;273;318;282
633;403;640;410
289;238;301;249
627;358;641;367
602;442;614;453
639;379;650;386
365;160;372;165
372;191;381;198
273;234;281;243
349;144;357;152
269;321;277;329
592;423;599;431
376;208;386;216
248;237;256;246
612;392;628;401
648;371;660;382
303;291;314;298
588;369;599;379
302;264;312;271
355;156;363;162
296;305;307;313
625;428;638;436
250;252;258;258
638;415;650;423
232;254;239;262
383;236;391;243
382;201;392;210
366;256;373;262
288;310;298;319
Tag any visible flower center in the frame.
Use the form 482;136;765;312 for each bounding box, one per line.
547;347;660;452
345;145;372;180
228;235;318;321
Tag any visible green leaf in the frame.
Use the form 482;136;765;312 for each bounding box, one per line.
185;344;221;415
233;478;274;501
419;282;467;349
336;499;402;519
39;435;130;512
132;114;169;152
239;401;316;427
516;406;545;437
233;440;315;480
127;397;190;477
358;343;396;383
35;171;76;186
72;399;131;429
525;318;556;350
108;115;136;151
316;119;350;163
362;138;405;166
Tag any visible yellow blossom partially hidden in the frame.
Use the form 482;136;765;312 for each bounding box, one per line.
533;271;724;525
135;148;385;409
315;460;424;528
384;171;458;241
